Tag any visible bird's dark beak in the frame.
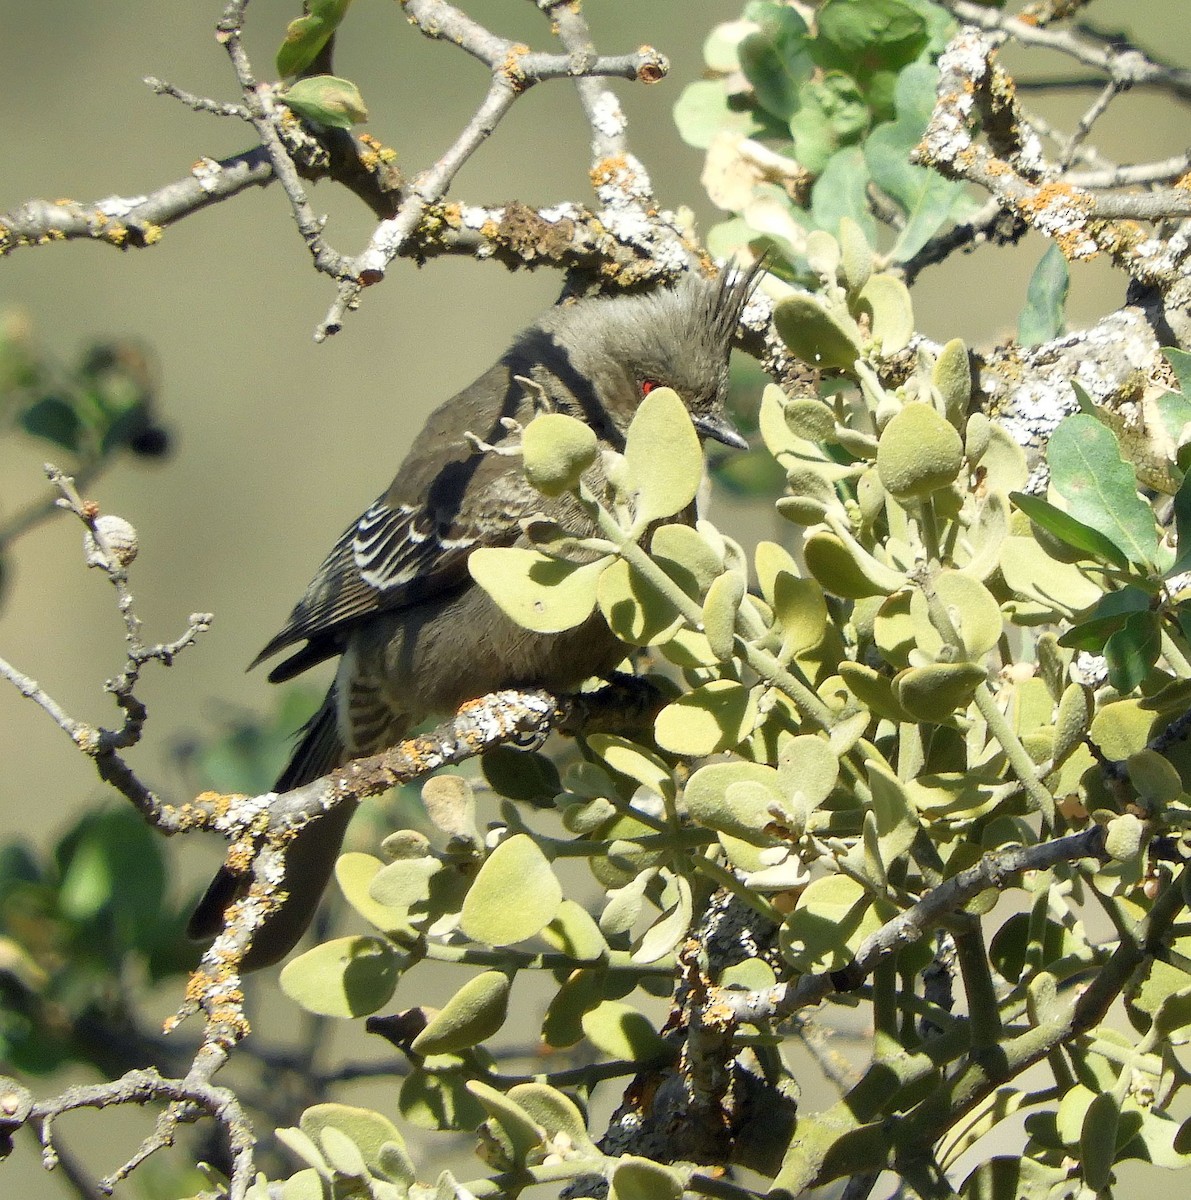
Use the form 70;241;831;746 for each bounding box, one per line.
694;412;749;450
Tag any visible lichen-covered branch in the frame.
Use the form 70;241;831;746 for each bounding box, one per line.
0;0;673;341
315;0;670;336
0;148;274;256
718;825;1109;1028
918;27;1191;288
938;0;1191;98
176;678;665;1051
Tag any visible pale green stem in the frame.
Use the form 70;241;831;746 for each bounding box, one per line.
921;575;1056;823
917;497;943;564
695;851;782;924
971;684;1056;824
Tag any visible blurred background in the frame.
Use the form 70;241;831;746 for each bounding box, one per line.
0;1;1185;1195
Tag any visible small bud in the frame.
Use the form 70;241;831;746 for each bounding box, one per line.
83;515;139;569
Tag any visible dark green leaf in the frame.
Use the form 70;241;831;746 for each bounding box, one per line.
738;4;812;122
1009;491;1129;568
1017;243;1069;346
1047;414;1160;567
55;808;166;954
1103;610;1161;694
20;396;83;453
1057;585;1152;651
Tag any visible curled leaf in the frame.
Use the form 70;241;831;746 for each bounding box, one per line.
281;75;368;129
412;971;511;1055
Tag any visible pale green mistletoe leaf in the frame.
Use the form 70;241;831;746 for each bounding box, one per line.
623;387;703;527
460;834;562;946
469;549;609;633
279;935;402;1018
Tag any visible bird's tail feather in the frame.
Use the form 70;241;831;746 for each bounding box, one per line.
188;693;356;970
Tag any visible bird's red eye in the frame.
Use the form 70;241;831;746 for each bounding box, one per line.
640;379;660;396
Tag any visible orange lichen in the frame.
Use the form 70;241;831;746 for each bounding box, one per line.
196;790;235;817
357;131;399;171
501;43;531;90
590;153;631;191
1020;181;1092;219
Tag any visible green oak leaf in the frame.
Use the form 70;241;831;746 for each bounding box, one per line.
1047;414;1159;568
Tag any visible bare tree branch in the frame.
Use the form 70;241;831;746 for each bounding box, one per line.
938;0;1191;99
917;27;1191;293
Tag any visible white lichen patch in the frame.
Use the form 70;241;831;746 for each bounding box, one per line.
96;194;149;218
538;202;583;223
211;791;276;837
594;153;654;207
191;158;225;194
460;205;498;229
589;89;626;139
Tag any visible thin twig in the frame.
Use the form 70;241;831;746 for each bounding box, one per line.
144;75;250;119
1059;78;1121;170
938;0;1191;97
717;825;1109;1027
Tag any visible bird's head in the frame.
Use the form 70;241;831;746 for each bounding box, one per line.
521;264;762;450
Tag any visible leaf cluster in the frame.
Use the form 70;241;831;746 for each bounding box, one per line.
675;0;978;270
239;248;1191;1197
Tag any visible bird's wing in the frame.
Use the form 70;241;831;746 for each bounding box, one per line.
253;438;545;676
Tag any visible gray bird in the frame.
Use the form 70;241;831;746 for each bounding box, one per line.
189;266;759;968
